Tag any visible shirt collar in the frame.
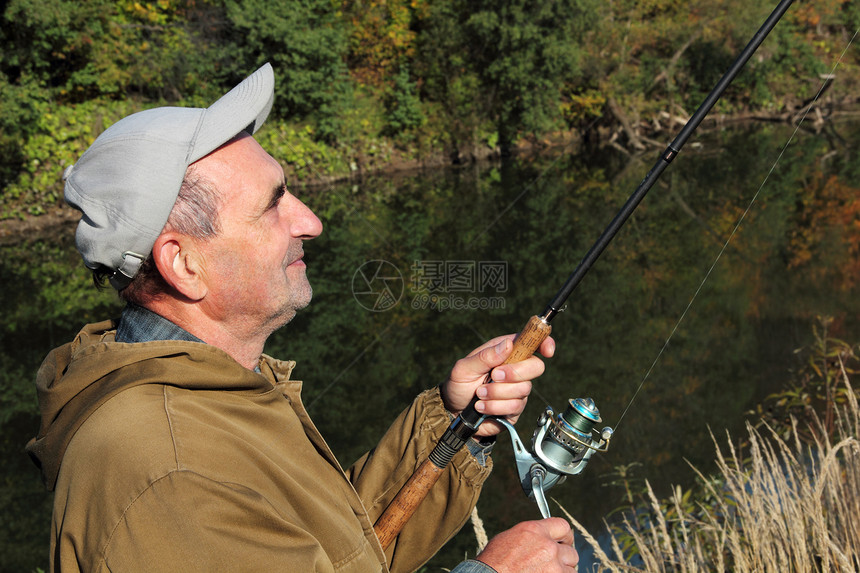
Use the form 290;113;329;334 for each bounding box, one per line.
115;303;203;344
115;304;263;373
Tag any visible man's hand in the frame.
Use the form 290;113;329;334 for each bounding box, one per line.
440;334;555;438
475;518;578;572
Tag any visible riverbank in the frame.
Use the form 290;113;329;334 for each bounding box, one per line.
4;103;859;246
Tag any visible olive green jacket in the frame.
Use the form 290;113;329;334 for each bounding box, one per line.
27;321;492;572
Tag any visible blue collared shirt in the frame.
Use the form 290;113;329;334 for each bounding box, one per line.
450;559;497;572
115;303;203;344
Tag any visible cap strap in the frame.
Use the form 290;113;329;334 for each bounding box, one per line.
109;251;146;290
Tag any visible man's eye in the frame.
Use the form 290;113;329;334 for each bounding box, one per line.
268;184;287;210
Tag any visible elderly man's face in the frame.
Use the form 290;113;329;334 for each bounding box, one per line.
192;133;323;334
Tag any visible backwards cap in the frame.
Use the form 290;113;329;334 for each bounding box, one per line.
64;63;275;290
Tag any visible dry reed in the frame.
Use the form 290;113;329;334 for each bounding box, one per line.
562;375;860;572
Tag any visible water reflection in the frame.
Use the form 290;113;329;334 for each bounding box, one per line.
2;118;858;569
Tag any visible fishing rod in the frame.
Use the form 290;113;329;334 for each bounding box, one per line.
373;0;796;549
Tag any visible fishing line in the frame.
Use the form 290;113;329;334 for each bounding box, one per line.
612;27;860;431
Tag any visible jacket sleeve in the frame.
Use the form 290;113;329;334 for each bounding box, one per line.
346;388;493;573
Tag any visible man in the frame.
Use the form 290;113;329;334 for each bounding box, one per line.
27;64;578;572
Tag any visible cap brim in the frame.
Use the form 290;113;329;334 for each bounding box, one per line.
189;62;275;164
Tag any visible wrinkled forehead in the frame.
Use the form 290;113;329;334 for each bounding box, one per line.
192;134;285;210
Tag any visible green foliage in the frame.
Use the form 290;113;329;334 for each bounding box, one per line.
1;0;112;99
561;89;607;130
752;315;859;441
87;0;225;101
1;0;224;102
383;67;424;137
221;0;354;141
343;0;423;86
416;0;598;152
579;0;853;122
604;465;729;564
1;0;234;218
468;0;598;147
412;1;481;152
255;122;349;181
730;15;826;112
0;74;47;191
3;0;860;216
1;99;140;219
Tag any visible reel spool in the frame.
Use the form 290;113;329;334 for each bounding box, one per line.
497;397;613;519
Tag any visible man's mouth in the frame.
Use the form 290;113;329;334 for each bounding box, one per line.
287;250;305;268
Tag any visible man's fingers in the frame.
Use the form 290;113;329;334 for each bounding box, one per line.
453;338;513;379
490;356;545;383
542;517;575;546
457;334;556;380
476;380;532;401
478;337;513;368
464;334;514;358
476;518;578;572
441;333;555;417
540;336;556;358
474;396;528;416
559;544;579;569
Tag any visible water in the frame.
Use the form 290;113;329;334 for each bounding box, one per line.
2;117;859;570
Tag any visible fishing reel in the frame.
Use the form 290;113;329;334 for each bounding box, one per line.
497;397;613;519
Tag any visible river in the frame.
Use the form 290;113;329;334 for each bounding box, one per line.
2;117;859;570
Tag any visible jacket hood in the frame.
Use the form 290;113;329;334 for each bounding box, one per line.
26;320;295;491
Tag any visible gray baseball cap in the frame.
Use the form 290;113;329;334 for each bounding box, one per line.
64;63;275;290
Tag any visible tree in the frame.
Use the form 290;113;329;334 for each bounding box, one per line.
343;0;423;87
0;0;224;210
416;0;597;154
221;0;354;141
463;0;597;150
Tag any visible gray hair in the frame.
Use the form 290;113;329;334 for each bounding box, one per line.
104;165;222;303
164;164;221;239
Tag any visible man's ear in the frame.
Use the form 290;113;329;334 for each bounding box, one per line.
151;233;208;301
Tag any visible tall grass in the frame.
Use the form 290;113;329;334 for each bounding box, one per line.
466;321;859;571
563;375;860;572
